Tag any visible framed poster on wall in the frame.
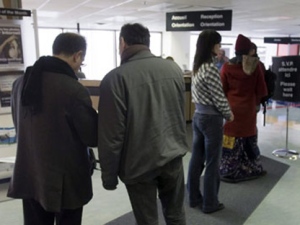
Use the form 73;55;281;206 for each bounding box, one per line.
0;70;23;114
0;25;24;66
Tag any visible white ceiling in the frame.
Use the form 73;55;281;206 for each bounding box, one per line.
21;0;300;38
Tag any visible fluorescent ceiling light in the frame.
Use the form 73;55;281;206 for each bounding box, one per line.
252;16;291;22
36;11;61;18
104;16;137;22
253;28;280;32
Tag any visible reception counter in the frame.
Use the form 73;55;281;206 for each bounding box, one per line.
78;79;101;111
79;77;194;122
184;74;195;122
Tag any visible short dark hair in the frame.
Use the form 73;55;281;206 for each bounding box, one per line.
193;29;221;74
52;32;86;56
120;23;150;47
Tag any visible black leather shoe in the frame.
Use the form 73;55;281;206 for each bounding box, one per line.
202;203;224;214
189;202;202;209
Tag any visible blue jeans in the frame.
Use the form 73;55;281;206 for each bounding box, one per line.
187;113;223;211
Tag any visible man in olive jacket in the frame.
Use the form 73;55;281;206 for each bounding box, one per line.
98;23;189;225
7;33;97;225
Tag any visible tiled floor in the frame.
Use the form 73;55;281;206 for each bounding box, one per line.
0;102;299;225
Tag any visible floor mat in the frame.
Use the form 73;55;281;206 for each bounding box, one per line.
105;156;289;225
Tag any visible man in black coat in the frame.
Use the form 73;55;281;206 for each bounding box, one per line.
8;32;97;225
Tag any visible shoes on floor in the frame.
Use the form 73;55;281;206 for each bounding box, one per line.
189;201;202;209
221;170;267;183
220;176;239;183
202;203;225;214
260;170;267;176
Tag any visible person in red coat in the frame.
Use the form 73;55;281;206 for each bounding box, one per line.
219;34;267;183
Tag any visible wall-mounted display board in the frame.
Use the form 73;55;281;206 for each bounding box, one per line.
0;25;24;66
166;10;232;31
0;70;23;114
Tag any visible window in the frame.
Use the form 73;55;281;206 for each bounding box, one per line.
38;28;162;80
38;28;62;57
80;30;116;80
150;32;162;57
189;33;199;70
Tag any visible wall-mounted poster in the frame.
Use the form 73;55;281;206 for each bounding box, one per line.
0;26;23;65
0;70;23;114
0;127;16;144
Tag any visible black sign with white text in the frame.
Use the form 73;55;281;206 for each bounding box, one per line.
166;10;232;31
264;37;300;44
0;8;31;17
272;56;300;102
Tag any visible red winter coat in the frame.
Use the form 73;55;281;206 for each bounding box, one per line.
221;60;267;137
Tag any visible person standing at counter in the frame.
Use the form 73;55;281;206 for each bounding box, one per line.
8;32;98;225
187;29;233;213
215;49;229;71
98;23;189;225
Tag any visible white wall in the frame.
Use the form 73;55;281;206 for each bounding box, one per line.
21;17;38;67
162;31;191;71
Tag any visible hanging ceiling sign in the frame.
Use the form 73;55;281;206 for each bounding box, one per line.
0;8;31;17
166;10;232;31
264;37;300;44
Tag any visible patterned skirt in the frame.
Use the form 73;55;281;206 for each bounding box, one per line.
220;135;265;183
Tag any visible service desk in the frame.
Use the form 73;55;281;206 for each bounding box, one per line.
78;79;101;110
184;74;195;122
79;78;195;122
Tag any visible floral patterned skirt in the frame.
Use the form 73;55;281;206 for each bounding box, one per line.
220;135;265;183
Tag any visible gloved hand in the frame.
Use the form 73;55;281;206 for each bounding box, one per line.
101;174;118;191
103;184;117;190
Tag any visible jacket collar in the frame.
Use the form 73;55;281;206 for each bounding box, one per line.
120;44;150;64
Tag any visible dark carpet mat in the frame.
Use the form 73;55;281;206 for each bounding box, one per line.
105;156;289;225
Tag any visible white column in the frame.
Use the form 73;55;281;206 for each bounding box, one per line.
32;9;40;59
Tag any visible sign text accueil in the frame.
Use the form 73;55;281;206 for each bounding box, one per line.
166;10;232;31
